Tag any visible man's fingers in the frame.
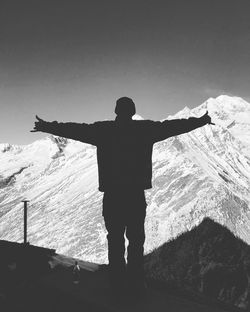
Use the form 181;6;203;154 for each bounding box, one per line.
36;115;44;122
31;116;45;133
203;111;215;125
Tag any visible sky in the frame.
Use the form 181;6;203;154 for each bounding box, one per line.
1;0;250;144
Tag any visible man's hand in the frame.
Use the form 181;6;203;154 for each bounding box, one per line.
30;115;47;132
202;111;215;125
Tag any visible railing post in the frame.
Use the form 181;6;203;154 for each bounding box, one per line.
22;200;29;244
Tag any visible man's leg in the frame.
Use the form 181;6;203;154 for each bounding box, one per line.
103;192;126;290
126;191;147;289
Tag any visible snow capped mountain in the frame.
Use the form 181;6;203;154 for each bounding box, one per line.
0;95;250;264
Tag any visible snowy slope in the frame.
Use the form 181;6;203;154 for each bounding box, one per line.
0;95;250;263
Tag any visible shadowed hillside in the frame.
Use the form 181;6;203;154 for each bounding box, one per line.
144;217;250;310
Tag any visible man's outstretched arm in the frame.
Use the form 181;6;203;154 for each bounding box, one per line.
31;115;98;145
152;111;215;142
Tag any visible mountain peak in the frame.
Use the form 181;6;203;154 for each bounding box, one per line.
209;95;250;110
216;94;235;101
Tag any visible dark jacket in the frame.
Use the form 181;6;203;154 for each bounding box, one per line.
40;116;209;191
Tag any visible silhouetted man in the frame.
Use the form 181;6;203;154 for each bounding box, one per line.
31;97;214;294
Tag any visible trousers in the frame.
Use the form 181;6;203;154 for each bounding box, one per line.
102;189;147;286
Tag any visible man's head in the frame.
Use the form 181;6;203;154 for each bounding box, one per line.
115;97;136;118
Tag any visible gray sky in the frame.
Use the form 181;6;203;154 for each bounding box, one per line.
1;0;250;144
